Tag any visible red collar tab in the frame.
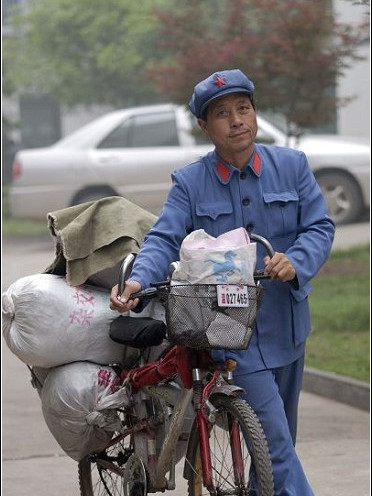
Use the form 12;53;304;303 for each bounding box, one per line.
251;151;261;175
216;161;231;182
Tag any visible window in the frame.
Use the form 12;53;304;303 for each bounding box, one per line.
131;112;179;147
97;111;179;149
97;120;131;148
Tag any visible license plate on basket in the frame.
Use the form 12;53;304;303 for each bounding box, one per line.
216;284;249;307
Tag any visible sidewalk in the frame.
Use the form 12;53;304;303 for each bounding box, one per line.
2;222;370;495
2;347;370;496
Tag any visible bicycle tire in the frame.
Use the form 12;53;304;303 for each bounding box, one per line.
186;395;274;496
78;411;134;496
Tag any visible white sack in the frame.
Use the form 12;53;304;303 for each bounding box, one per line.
173;228;257;285
2;274;126;367
30;366;51;397
41;361;130;461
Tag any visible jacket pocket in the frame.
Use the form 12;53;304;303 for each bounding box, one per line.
195;201;233;235
196;201;233;220
291;291;311;346
263;191;299;237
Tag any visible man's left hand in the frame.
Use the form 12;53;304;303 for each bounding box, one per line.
263;252;296;282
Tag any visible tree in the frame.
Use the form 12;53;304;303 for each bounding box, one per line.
3;0;368;130
149;0;368;131
3;0;169;107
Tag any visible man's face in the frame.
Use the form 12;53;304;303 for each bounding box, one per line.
198;93;258;165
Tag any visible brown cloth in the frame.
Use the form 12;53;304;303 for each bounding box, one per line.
44;196;157;287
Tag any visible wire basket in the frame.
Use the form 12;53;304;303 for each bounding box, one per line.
159;284;265;350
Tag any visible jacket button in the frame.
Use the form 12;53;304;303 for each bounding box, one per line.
242;198;250;206
240;171;247;179
246;223;254;232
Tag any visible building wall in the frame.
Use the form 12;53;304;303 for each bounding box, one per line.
334;0;370;138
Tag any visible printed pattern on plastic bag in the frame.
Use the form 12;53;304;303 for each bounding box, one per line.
173;228;257;286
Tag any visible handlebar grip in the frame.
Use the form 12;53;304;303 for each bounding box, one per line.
253;269;271;280
118;253;137;296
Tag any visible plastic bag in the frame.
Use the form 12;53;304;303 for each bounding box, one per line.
41;361;130;461
2;274;126;367
172;228;256;285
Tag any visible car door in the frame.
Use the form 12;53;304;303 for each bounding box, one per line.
92;108;207;214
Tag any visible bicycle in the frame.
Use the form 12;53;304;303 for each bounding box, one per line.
78;234;275;496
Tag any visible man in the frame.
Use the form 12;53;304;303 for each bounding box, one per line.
110;69;335;495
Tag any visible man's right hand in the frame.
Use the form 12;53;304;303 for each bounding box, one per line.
110;280;142;313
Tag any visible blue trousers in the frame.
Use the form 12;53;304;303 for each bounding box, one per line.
234;354;315;496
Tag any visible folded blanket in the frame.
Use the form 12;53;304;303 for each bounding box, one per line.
44;196;157;286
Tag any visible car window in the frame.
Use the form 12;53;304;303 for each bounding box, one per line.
97;111;179;148
97;119;131;148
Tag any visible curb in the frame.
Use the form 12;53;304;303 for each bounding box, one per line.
303;367;370;411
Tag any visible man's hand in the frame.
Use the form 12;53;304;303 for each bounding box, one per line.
110;280;142;312
263;252;296;282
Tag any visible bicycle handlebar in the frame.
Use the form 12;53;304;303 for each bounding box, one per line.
249;233;275;258
117;233;275;300
118;252;136;296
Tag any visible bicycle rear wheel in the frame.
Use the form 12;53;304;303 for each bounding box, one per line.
78;411;134;496
186;395;274;496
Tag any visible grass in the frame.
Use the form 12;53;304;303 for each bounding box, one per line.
307;244;370;382
2;216;48;236
2;201;370;382
2;185;48;236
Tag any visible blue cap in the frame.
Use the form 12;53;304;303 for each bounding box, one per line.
188;69;255;119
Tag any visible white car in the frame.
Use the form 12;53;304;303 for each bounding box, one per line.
9;103;370;224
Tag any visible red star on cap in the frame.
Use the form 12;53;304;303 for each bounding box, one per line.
214;76;226;87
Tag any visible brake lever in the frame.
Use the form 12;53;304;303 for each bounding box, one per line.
129;287;159;300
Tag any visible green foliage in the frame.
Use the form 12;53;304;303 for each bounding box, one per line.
307;245;370;381
3;0;169;106
150;0;367;130
3;0;367;128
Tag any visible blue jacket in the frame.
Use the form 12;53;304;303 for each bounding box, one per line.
130;145;335;374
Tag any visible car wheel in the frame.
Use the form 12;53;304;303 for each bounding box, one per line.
316;171;364;225
71;187;117;206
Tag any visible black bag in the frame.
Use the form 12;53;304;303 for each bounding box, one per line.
109;316;166;349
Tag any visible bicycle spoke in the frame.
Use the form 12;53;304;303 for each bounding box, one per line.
187;396;273;496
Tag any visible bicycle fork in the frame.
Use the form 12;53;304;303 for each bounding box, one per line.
193;368;246;495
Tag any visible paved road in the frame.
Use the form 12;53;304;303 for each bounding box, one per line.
2;221;370;495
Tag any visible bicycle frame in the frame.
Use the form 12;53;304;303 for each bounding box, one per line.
92;233;276;495
92;349;245;494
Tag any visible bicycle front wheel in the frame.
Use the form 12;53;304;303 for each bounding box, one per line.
78;411;134;496
186;395;274;496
